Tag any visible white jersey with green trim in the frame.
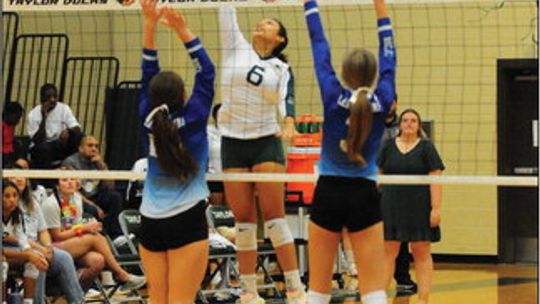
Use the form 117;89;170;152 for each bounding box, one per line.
218;6;293;140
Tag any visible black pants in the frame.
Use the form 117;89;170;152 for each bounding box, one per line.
90;188;125;239
30;130;83;169
394;242;412;283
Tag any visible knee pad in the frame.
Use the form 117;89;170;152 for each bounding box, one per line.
2;262;8;282
24;262;40;279
235;223;257;251
265;218;294;248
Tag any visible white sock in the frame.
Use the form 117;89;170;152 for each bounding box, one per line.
239;274;258;295
344;249;358;276
23;299;33;304
284;269;304;291
361;290;387;304
307;290;331;304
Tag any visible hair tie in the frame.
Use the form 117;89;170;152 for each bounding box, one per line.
349;87;372;105
144;104;169;129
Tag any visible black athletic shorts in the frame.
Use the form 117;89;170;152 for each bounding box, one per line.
208;181;224;193
139;201;208;252
310;175;382;233
221;135;285;169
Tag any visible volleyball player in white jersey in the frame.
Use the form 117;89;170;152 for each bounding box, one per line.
218;6;306;304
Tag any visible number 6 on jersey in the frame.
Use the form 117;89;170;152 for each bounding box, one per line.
246;65;265;86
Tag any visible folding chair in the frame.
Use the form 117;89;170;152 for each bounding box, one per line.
205;204;283;300
104;210;147;303
201;205;240;301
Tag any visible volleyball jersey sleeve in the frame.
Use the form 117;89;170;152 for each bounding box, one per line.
304;1;345;111
183;38;216;124
278;67;295;118
139;48;160;119
374;17;396;112
422;140;446;172
219;6;251;58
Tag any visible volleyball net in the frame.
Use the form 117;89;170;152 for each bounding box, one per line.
3;0;538;176
2;0;538;182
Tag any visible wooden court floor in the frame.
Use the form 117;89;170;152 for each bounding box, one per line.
80;262;537;303
338;263;538;304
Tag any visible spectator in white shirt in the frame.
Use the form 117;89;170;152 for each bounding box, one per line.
27;83;83;171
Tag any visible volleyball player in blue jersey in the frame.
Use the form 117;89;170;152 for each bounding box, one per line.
303;0;396;303
138;0;216;302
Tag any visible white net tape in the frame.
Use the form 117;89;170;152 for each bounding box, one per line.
2;169;537;186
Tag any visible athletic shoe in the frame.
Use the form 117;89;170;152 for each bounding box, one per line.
119;274;146;292
113;234;135;248
238;291;265;304
85;288;102;300
286;288;307;304
396;278;417;295
345;277;358;292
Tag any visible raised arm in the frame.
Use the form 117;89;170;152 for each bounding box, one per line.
162;7;216;124
373;0;396;110
374;0;388;19
139;0;162;118
277;68;296;138
303;0;344;109
219;6;251;58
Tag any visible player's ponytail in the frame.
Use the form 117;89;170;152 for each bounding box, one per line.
148;71;197;183
341;90;373;167
272;18;289;63
340;48;378;167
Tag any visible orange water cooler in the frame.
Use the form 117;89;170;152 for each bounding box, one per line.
286;114;323;204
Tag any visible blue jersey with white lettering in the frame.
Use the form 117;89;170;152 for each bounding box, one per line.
304;1;396;180
139;38;216;219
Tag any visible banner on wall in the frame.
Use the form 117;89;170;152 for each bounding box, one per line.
3;0;488;12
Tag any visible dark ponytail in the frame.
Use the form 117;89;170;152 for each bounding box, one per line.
341;91;372;167
148;71;197;183
339;47;378;167
272;18;289;63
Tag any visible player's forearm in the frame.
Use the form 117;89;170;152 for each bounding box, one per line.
143;20;157;50
374;0;388;19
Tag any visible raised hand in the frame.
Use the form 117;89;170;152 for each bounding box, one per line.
141;0;161;49
161;7;195;43
160;7;186;31
141;0;161;24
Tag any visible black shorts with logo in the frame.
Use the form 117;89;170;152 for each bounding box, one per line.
139;201;208;252
310;175;382;233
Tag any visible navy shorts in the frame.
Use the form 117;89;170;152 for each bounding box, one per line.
310;175;382;233
221;135;285;169
139;201;208;252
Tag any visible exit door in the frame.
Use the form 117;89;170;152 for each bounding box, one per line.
497;58;538;263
